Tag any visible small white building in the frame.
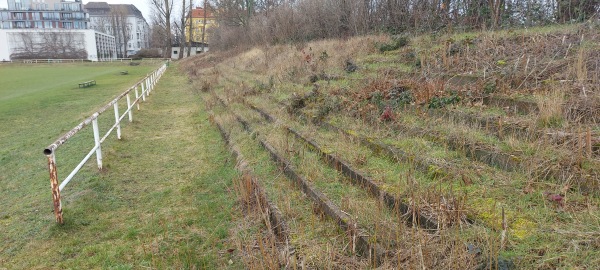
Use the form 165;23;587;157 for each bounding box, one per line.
0;29;117;61
171;42;209;60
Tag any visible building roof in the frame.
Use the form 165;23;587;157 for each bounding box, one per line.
191;7;215;19
84;2;110;10
85;2;144;19
110;4;144;18
172;41;208;47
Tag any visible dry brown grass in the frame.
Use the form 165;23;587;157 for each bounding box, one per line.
536;87;565;128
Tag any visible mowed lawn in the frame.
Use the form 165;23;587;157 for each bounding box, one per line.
0;62;242;268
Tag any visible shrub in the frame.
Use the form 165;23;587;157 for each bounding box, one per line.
377;35;409;52
428;93;460;109
132;48;162;59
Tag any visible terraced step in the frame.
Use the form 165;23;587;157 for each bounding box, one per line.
244;99;542;237
210;96;384;266
209;105;370;268
427;107;600;157
245;104;442;230
395;110;597;190
213;90;490;268
482;96;539;115
236;93;600;269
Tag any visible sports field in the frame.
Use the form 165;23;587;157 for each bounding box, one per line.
0;62;244;268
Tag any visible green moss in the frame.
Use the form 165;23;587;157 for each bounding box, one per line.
511;218;536;240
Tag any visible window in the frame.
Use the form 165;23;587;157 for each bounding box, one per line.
173;50;178;54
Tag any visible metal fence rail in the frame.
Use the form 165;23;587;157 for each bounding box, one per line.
43;61;168;224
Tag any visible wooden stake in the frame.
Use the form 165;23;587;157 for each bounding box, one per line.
500;206;506;250
578;127;583;166
586;128;592;158
498;117;503;139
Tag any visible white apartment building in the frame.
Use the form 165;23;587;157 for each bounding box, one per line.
0;0;117;61
85;2;149;57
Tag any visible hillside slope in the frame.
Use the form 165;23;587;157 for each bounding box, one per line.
183;23;600;269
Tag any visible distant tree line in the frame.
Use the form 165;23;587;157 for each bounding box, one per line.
209;0;599;49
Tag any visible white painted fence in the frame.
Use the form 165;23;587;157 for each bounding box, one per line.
43;61;169;224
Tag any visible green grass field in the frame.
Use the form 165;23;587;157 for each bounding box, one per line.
0;62;244;268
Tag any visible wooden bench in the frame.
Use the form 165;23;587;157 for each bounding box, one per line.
120;71;128;75
79;80;96;88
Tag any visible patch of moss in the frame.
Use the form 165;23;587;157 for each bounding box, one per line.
511;218;536;240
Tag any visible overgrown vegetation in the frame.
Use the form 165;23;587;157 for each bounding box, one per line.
180;22;600;268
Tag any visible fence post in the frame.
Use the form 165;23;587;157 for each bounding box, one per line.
141;83;146;101
126;93;133;122
47;153;63;224
135;86;141;108
146;78;151;94
113;102;121;139
92;118;103;170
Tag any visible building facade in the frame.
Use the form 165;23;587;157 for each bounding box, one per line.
185;6;216;45
85;2;149;57
0;28;116;61
0;0;88;30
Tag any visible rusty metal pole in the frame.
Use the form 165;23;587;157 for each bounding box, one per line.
92;118;103;170
126;93;133;122
113;102;121;139
47;153;63;224
135;86;141;109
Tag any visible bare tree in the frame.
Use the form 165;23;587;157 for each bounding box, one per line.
177;0;191;59
110;6;132;58
210;0;600;50
187;0;193;57
150;0;175;58
92;16;112;34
